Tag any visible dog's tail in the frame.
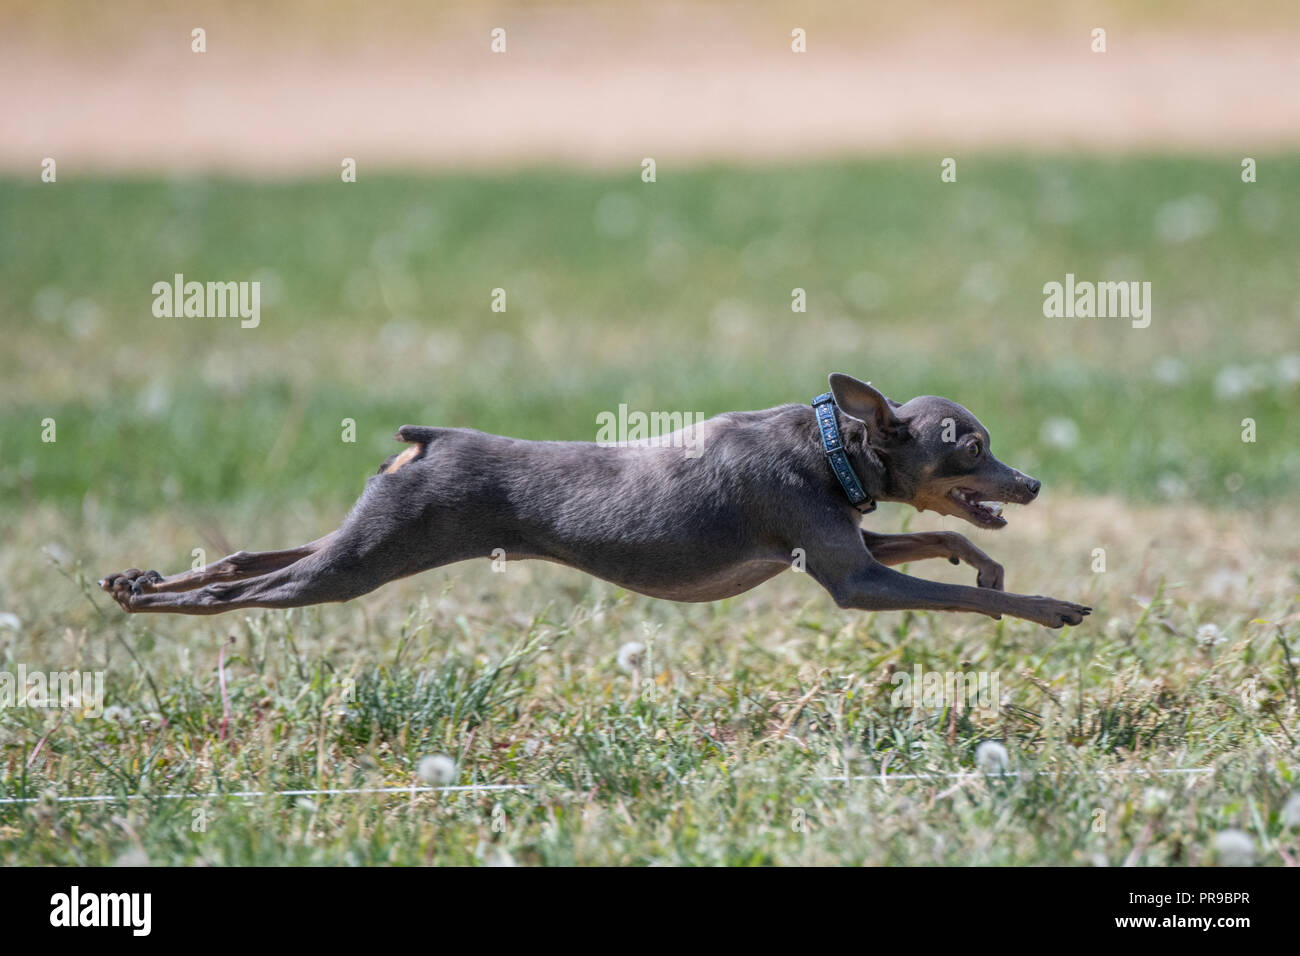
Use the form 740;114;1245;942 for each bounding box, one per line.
395;425;439;445
377;425;438;475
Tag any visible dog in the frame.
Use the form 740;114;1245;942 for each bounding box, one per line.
100;373;1091;628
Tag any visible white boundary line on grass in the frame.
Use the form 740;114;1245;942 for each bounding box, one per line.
828;767;1215;783
0;767;1214;805
0;784;535;805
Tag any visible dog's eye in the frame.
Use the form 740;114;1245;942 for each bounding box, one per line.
969;440;982;457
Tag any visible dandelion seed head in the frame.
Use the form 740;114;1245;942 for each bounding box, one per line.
1281;792;1300;830
975;740;1009;775
617;641;646;674
102;705;132;724
113;847;150;867
417;754;457;786
1212;829;1255;867
1196;623;1226;647
1142;788;1171;813
1039;417;1080;449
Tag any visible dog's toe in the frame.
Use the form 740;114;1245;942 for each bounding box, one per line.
101;568;153;610
1059;604;1091;627
1027;595;1092;629
129;570;163;595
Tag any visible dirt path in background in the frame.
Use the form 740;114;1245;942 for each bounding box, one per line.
3;8;1299;173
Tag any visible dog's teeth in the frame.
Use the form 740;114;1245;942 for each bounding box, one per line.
983;502;1004;516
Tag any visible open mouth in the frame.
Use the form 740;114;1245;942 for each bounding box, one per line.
948;488;1008;528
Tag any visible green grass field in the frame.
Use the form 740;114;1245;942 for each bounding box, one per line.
1;157;1298;864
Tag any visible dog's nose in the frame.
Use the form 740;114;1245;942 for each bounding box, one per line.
1024;476;1041;499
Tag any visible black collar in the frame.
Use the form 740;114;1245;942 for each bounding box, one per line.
811;392;876;513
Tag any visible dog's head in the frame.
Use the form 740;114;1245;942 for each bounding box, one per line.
829;372;1040;529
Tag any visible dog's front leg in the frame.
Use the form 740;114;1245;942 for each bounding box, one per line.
861;530;1004;590
809;539;1087;628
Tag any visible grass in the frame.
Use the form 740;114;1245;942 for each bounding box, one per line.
1;157;1298;864
3;500;1298;865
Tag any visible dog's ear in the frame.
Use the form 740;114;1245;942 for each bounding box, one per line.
829;373;902;437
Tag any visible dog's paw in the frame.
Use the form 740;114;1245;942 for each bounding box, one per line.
975;559;1005;591
98;569;162;611
1021;595;1091;628
945;534;1004;591
99;572;138;611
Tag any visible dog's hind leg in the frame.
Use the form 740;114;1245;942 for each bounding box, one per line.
102;428;439;609
113;542;402;615
107;494;460;615
100;532;339;604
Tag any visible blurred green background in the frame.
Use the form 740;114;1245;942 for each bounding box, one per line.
2;157;1297;521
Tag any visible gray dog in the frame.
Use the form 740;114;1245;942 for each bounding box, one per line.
101;373;1091;628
